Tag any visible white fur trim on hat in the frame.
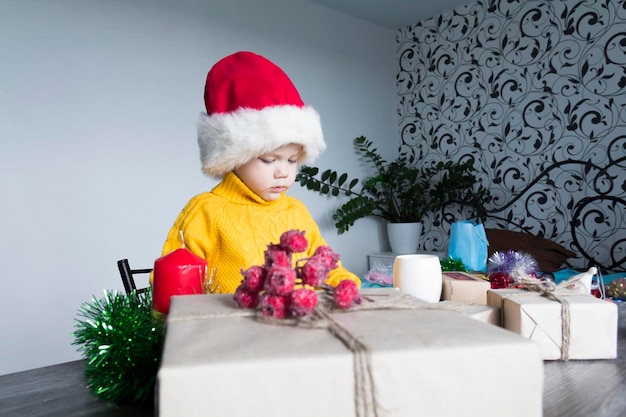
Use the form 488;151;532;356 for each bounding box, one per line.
197;104;325;178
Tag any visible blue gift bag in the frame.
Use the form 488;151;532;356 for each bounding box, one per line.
448;220;489;272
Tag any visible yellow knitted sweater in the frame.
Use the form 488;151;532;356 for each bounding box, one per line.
161;172;361;293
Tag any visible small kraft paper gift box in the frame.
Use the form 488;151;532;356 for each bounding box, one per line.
439;300;500;326
487;288;618;360
157;290;543;417
441;271;491;304
364;288;499;325
349;288;500;326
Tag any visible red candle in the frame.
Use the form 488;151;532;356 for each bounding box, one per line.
152;248;208;316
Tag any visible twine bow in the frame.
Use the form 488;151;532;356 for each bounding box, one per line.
255;292;452;417
172;292;473;417
510;268;596;361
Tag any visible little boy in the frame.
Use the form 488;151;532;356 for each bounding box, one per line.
160;51;361;293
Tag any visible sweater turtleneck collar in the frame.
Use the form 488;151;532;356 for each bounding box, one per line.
211;172;282;205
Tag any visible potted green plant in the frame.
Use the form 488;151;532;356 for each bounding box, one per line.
296;136;492;253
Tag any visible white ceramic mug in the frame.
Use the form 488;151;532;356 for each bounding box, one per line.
393;254;442;302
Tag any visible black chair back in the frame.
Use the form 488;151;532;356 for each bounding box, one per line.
117;258;152;295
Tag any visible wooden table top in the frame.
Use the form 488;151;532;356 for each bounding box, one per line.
1;303;624;417
543;301;626;417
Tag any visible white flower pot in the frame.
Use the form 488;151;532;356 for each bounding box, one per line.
386;222;422;254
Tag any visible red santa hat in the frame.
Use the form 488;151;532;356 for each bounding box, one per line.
197;51;326;177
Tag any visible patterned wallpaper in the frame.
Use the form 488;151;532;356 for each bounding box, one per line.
397;0;626;271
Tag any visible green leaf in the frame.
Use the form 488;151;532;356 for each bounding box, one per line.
295;135;493;232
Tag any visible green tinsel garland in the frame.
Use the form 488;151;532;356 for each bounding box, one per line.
72;289;164;404
440;256;468;272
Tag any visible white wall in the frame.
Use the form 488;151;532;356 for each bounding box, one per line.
0;0;398;374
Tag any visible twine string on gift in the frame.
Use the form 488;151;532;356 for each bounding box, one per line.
317;306;380;417
246;310;376;416
254;291;461;417
510;269;592;361
168;310;254;322
253;299;384;417
171;292;470;417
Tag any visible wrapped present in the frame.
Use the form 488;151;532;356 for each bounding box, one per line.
441;272;491;305
157;290;542;417
440;300;500;326
359;288;499;325
487;288;618;360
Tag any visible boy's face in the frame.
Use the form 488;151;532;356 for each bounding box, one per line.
234;143;303;201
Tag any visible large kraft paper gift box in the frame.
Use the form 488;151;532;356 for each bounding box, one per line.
441;272;491;304
487;289;618;360
157;289;542;417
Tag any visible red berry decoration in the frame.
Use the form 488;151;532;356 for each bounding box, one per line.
234;229;360;319
313;246;340;269
260;293;289;318
279;230;308;254
289;288;318;317
241;265;266;293
299;256;331;287
489;271;511;289
233;286;260;309
264;244;291;268
264;265;296;296
334;279;363;310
